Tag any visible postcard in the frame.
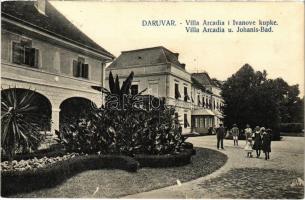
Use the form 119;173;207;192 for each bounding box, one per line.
1;0;304;199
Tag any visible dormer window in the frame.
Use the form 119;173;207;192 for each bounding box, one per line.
12;40;39;68
73;57;89;79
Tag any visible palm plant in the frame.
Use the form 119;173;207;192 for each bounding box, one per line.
59;71;186;156
1;88;42;161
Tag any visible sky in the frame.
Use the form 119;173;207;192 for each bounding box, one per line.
51;1;304;96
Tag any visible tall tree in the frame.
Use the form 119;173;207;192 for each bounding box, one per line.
221;64;302;140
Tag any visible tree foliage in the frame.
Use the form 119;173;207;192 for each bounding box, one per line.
221;64;303;139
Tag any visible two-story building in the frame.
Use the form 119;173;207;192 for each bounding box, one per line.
191;72;224;133
105;46;224;134
105;46;192;134
1;0;114;136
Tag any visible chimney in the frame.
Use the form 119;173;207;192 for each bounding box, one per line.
35;0;46;15
181;63;185;69
174;53;179;59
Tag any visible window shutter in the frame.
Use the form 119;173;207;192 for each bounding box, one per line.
83;64;89;79
12;42;23;64
34;49;39;68
24;47;31;66
73;60;79;77
28;48;36;67
184;114;189;128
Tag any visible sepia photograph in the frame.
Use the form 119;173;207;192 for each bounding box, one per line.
1;0;304;198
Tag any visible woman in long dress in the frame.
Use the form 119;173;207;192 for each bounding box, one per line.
244;124;253;157
261;128;272;160
252;126;262;158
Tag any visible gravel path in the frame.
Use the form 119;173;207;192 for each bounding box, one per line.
124;136;304;199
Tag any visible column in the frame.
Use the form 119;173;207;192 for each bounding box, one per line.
51;108;60;136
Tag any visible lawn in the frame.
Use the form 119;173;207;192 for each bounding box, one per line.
10;147;227;198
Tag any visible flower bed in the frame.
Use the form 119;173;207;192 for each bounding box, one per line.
1;153;80;172
2;144;195;196
1;154;139;196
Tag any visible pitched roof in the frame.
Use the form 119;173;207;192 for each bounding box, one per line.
107;46;186;70
191;72;215;86
1;0;114;59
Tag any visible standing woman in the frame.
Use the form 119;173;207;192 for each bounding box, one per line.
252;126;262;158
261;127;272;160
244;124;253;157
244;124;252;144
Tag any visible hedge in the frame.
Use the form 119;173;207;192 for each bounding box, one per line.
1;155;139;196
280;123;304;133
134;149;193;168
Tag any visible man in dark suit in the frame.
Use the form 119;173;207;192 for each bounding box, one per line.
216;124;225;149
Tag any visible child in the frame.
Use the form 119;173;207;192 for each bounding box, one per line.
262;128;272;160
231;124;239;146
244;136;253;157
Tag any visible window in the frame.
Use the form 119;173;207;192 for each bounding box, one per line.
175;112;179;119
130;85;138;95
73;57;89;79
184;114;190;128
175;83;181;99
184;87;189;102
202;97;205;107
197;95;201;106
12;41;39;68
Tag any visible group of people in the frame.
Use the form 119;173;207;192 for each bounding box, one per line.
216;123;272;160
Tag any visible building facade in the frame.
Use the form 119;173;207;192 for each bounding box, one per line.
1;0;114;136
105;46;224;134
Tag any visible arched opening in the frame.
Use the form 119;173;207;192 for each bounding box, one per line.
1;88;52;131
59;97;96;127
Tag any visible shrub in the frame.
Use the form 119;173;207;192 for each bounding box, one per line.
1;88;46;161
182;142;193;149
134;149;193;168
1;154;139;196
280;123;304;133
58;71;187;156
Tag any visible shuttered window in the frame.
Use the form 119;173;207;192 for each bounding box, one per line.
184;114;190;128
175;83;181;99
184;87;190;102
12;41;39;68
72;58;89;79
197;95;201;106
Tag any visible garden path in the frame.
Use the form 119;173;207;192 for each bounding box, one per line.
124;136;304;199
